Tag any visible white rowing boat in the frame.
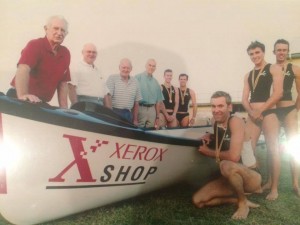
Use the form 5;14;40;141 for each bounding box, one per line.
0;94;217;225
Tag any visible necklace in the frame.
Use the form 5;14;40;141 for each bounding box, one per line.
282;63;287;76
180;88;187;105
163;83;173;103
251;63;266;91
215;120;228;164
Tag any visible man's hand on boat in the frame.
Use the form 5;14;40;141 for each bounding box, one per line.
19;94;42;103
198;139;210;156
154;118;160;130
200;132;213;144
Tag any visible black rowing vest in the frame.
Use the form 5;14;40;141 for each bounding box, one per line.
209;116;233;151
249;63;273;103
161;84;176;110
178;88;190;112
281;63;295;101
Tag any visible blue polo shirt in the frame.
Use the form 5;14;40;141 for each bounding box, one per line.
135;72;164;104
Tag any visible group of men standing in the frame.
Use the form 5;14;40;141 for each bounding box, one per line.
6;15;300;221
7;15;197;129
69;50;197;128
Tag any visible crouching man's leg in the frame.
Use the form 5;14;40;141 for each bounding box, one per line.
220;160;262;219
192;174;237;209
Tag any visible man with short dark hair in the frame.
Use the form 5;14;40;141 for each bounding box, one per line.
176;73;197;127
266;39;300;197
193;91;262;220
159;69;179;128
242;41;283;200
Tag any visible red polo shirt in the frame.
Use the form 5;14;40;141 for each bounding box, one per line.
11;37;71;102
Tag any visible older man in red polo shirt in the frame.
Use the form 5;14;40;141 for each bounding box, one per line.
7;15;70;108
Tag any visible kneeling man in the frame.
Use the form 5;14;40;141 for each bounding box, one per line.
192;91;262;220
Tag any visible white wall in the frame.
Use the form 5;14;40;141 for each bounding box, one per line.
1;0;300;106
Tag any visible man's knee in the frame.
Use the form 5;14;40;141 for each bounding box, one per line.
220;160;237;177
245;173;263;193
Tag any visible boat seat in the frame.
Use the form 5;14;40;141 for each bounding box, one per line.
71;101;137;128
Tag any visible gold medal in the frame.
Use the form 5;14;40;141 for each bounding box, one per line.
180;88;187;105
282;64;287;76
251;63;266;91
163;83;173;104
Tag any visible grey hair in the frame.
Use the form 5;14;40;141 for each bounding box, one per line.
45;15;68;32
211;91;232;105
120;58;132;68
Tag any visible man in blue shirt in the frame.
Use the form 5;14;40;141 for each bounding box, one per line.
135;59;164;128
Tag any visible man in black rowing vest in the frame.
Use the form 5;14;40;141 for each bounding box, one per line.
193;91;262;220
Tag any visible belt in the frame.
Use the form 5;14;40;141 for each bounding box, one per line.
139;103;155;107
77;95;103;101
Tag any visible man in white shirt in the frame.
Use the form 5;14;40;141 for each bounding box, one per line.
68;43;109;106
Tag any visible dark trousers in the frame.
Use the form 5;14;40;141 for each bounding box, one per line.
113;108;132;122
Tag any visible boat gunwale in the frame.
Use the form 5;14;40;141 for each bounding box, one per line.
0;95;204;147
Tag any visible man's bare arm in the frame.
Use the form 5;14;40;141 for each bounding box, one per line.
293;64;300;110
132;101;139;126
57;81;68;108
189;89;197;125
68;83;78;106
15;64;41;102
173;87;179;115
104;94;112;108
242;73;252;114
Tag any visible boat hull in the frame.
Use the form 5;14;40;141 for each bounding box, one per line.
0;95;217;224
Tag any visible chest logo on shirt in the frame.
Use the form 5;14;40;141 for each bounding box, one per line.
284;71;291;76
224;134;230;141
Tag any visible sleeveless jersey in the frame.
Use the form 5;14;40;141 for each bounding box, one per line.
213;116;232;151
281;63;295;101
248;63;273;103
178;88;191;112
161;84;176;110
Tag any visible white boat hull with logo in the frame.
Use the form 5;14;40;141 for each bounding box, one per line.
0;94;216;225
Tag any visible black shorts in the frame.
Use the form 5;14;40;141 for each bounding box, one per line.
176;112;189;122
262;105;296;122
